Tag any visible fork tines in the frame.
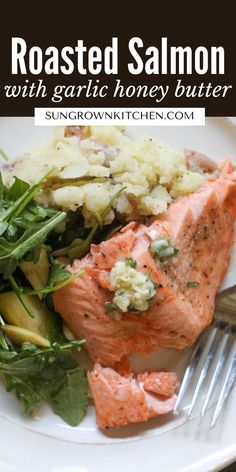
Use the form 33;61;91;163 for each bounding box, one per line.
173;321;236;428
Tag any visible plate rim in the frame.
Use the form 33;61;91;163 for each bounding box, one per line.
0;117;236;472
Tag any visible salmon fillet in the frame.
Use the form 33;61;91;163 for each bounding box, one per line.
88;364;178;429
53;161;236;366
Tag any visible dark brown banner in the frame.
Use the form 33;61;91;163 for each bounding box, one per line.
0;4;235;116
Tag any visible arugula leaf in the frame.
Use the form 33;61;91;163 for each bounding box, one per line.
0;340;88;424
42;302;66;344
5;223;18;242
51;367;88;426
7;177;30;201
26;270;83;296
0;171;67;279
0;355;44;376
48;264;71;286
0;174;5;201
4;374;43;413
0;212;66;279
23;245;42;264
0;221;8;236
0;350;16;362
57;187;126;260
102;224;123;241
9;275;34;318
0;170;53;222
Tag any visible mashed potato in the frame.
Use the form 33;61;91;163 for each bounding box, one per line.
2;126;205;226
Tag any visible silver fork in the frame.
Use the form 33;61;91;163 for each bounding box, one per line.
173;285;236;428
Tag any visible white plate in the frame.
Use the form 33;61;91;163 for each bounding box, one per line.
0;117;236;472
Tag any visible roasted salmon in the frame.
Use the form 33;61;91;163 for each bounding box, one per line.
53;161;236;367
88;363;178;429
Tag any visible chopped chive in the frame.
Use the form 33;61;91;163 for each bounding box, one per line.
125;257;137;269
149;237;179;262
127;304;139;312
105;302;121;313
158;246;179;262
186;281;200;288
149;238;170;253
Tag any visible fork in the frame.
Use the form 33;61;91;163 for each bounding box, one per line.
173;285;236;428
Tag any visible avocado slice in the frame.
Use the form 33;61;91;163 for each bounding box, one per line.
19;248;49;298
0;291;50;338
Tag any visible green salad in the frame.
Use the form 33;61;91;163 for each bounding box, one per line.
0;170;121;425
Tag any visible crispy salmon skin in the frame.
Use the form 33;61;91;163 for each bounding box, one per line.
53;161;236;367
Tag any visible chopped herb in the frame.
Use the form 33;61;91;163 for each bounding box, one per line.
158;246;179;261
127;304;139;312
149;237;179;262
105;302;121;313
186;281;200;288
125;257;137;269
147;281;158;300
